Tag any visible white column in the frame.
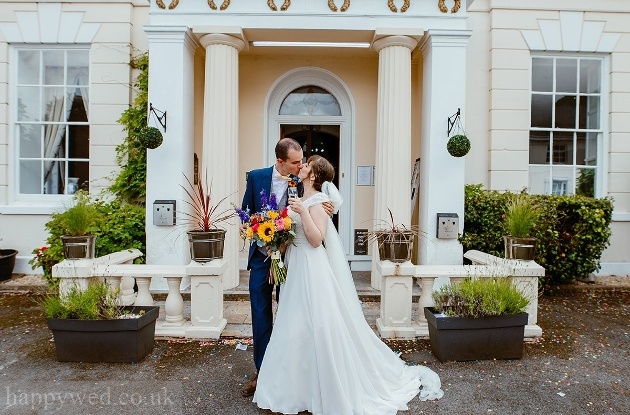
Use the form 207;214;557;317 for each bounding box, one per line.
375;261;416;339
144;27;198;289
198;32;245;290
418;30;471;265
371;35;418;289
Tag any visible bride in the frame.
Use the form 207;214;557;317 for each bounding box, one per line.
253;155;443;414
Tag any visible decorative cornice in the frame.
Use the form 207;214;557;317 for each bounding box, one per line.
209;0;231;10
328;0;351;12
156;0;179;10
388;0;410;13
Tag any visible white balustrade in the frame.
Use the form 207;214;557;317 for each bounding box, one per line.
377;250;544;339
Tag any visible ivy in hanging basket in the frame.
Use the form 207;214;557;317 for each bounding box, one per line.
138;126;163;149
447;134;471;157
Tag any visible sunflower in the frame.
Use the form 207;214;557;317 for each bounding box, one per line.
257;221;275;243
246;227;254;239
267;211;279;220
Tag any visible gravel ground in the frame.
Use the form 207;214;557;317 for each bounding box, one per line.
0;286;628;415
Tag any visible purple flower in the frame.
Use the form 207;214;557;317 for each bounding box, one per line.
260;190;268;208
235;207;250;223
269;192;278;210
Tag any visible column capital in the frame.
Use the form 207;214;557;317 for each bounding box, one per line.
372;35;418;53
198;33;247;52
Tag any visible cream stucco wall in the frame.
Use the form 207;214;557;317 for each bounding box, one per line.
0;1;148;272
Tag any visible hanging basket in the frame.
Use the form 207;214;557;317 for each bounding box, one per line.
447;134;471;157
138;126;163;149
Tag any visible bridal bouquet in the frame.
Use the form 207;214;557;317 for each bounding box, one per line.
236;190;295;285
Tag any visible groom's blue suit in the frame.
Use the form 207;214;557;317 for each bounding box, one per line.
241;166;277;372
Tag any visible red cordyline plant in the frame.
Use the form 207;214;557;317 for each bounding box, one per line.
181;173;236;231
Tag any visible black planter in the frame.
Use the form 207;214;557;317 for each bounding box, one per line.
376;231;414;262
424;307;528;362
0;249;18;281
47;306;159;363
187;229;226;262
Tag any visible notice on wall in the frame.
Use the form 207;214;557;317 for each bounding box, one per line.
354;228;369;255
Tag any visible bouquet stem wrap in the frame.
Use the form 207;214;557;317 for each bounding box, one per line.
269;249;287;285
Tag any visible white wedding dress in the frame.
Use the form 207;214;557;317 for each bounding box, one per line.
253;192;443;415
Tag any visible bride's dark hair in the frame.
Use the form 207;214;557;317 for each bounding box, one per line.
307;155;335;192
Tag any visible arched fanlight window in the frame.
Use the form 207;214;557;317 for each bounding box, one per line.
279;85;341;116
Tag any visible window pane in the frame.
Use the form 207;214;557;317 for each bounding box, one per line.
579;95;600;129
280;85;341;116
580;60;601;93
44;161;63;195
556;59;577;93
576;132;598;166
529;131;550;164
576;168;595;197
44;87;66;122
555;95;576;128
19;160;42;194
69;124;89;158
19;124;43;158
17;86;41;121
528;165;550;194
67;50;89;85
552;166;574;195
552;132;573;165
43;50;64;85
532;58;553;92
531;94;552;127
68;161;89;193
18;50;40;85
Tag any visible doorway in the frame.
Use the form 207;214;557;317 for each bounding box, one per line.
282;124;341;228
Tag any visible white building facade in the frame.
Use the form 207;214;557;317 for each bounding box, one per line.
0;0;628;284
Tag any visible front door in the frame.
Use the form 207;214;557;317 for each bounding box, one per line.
281;124;341;229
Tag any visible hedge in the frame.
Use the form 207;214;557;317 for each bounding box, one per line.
460;184;613;286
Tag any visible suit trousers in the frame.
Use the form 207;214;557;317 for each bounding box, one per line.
248;249;280;371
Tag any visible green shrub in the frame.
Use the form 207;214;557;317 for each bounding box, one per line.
57;191;101;236
30;197;145;287
505;195;539;238
461;184;613;286
41;281;120;320
432;277;530;318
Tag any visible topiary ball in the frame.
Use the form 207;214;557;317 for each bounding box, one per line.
138;126;163;149
447;134;471;157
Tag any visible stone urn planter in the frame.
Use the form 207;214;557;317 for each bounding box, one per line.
48;305;159;363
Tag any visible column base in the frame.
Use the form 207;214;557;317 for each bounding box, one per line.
185;319;227;339
155;321;191;338
376;317;417;339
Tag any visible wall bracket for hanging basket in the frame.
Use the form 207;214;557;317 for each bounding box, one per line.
447;108;461;136
149;103;167;132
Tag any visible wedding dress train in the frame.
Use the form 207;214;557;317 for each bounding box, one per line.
253;192;443;415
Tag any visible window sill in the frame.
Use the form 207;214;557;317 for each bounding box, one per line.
0;204;61;215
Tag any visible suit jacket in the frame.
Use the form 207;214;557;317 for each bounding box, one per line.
242;167;273;268
241;166;303;269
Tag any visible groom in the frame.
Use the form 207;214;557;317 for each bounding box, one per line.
240;138;304;397
240;138;333;397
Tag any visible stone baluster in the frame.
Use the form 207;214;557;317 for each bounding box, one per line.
163;276;185;325
119;276;137;306
134;276;154;306
416;275;437;324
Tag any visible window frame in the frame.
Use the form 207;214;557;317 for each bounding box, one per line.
528;53;609;198
8;44;91;207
